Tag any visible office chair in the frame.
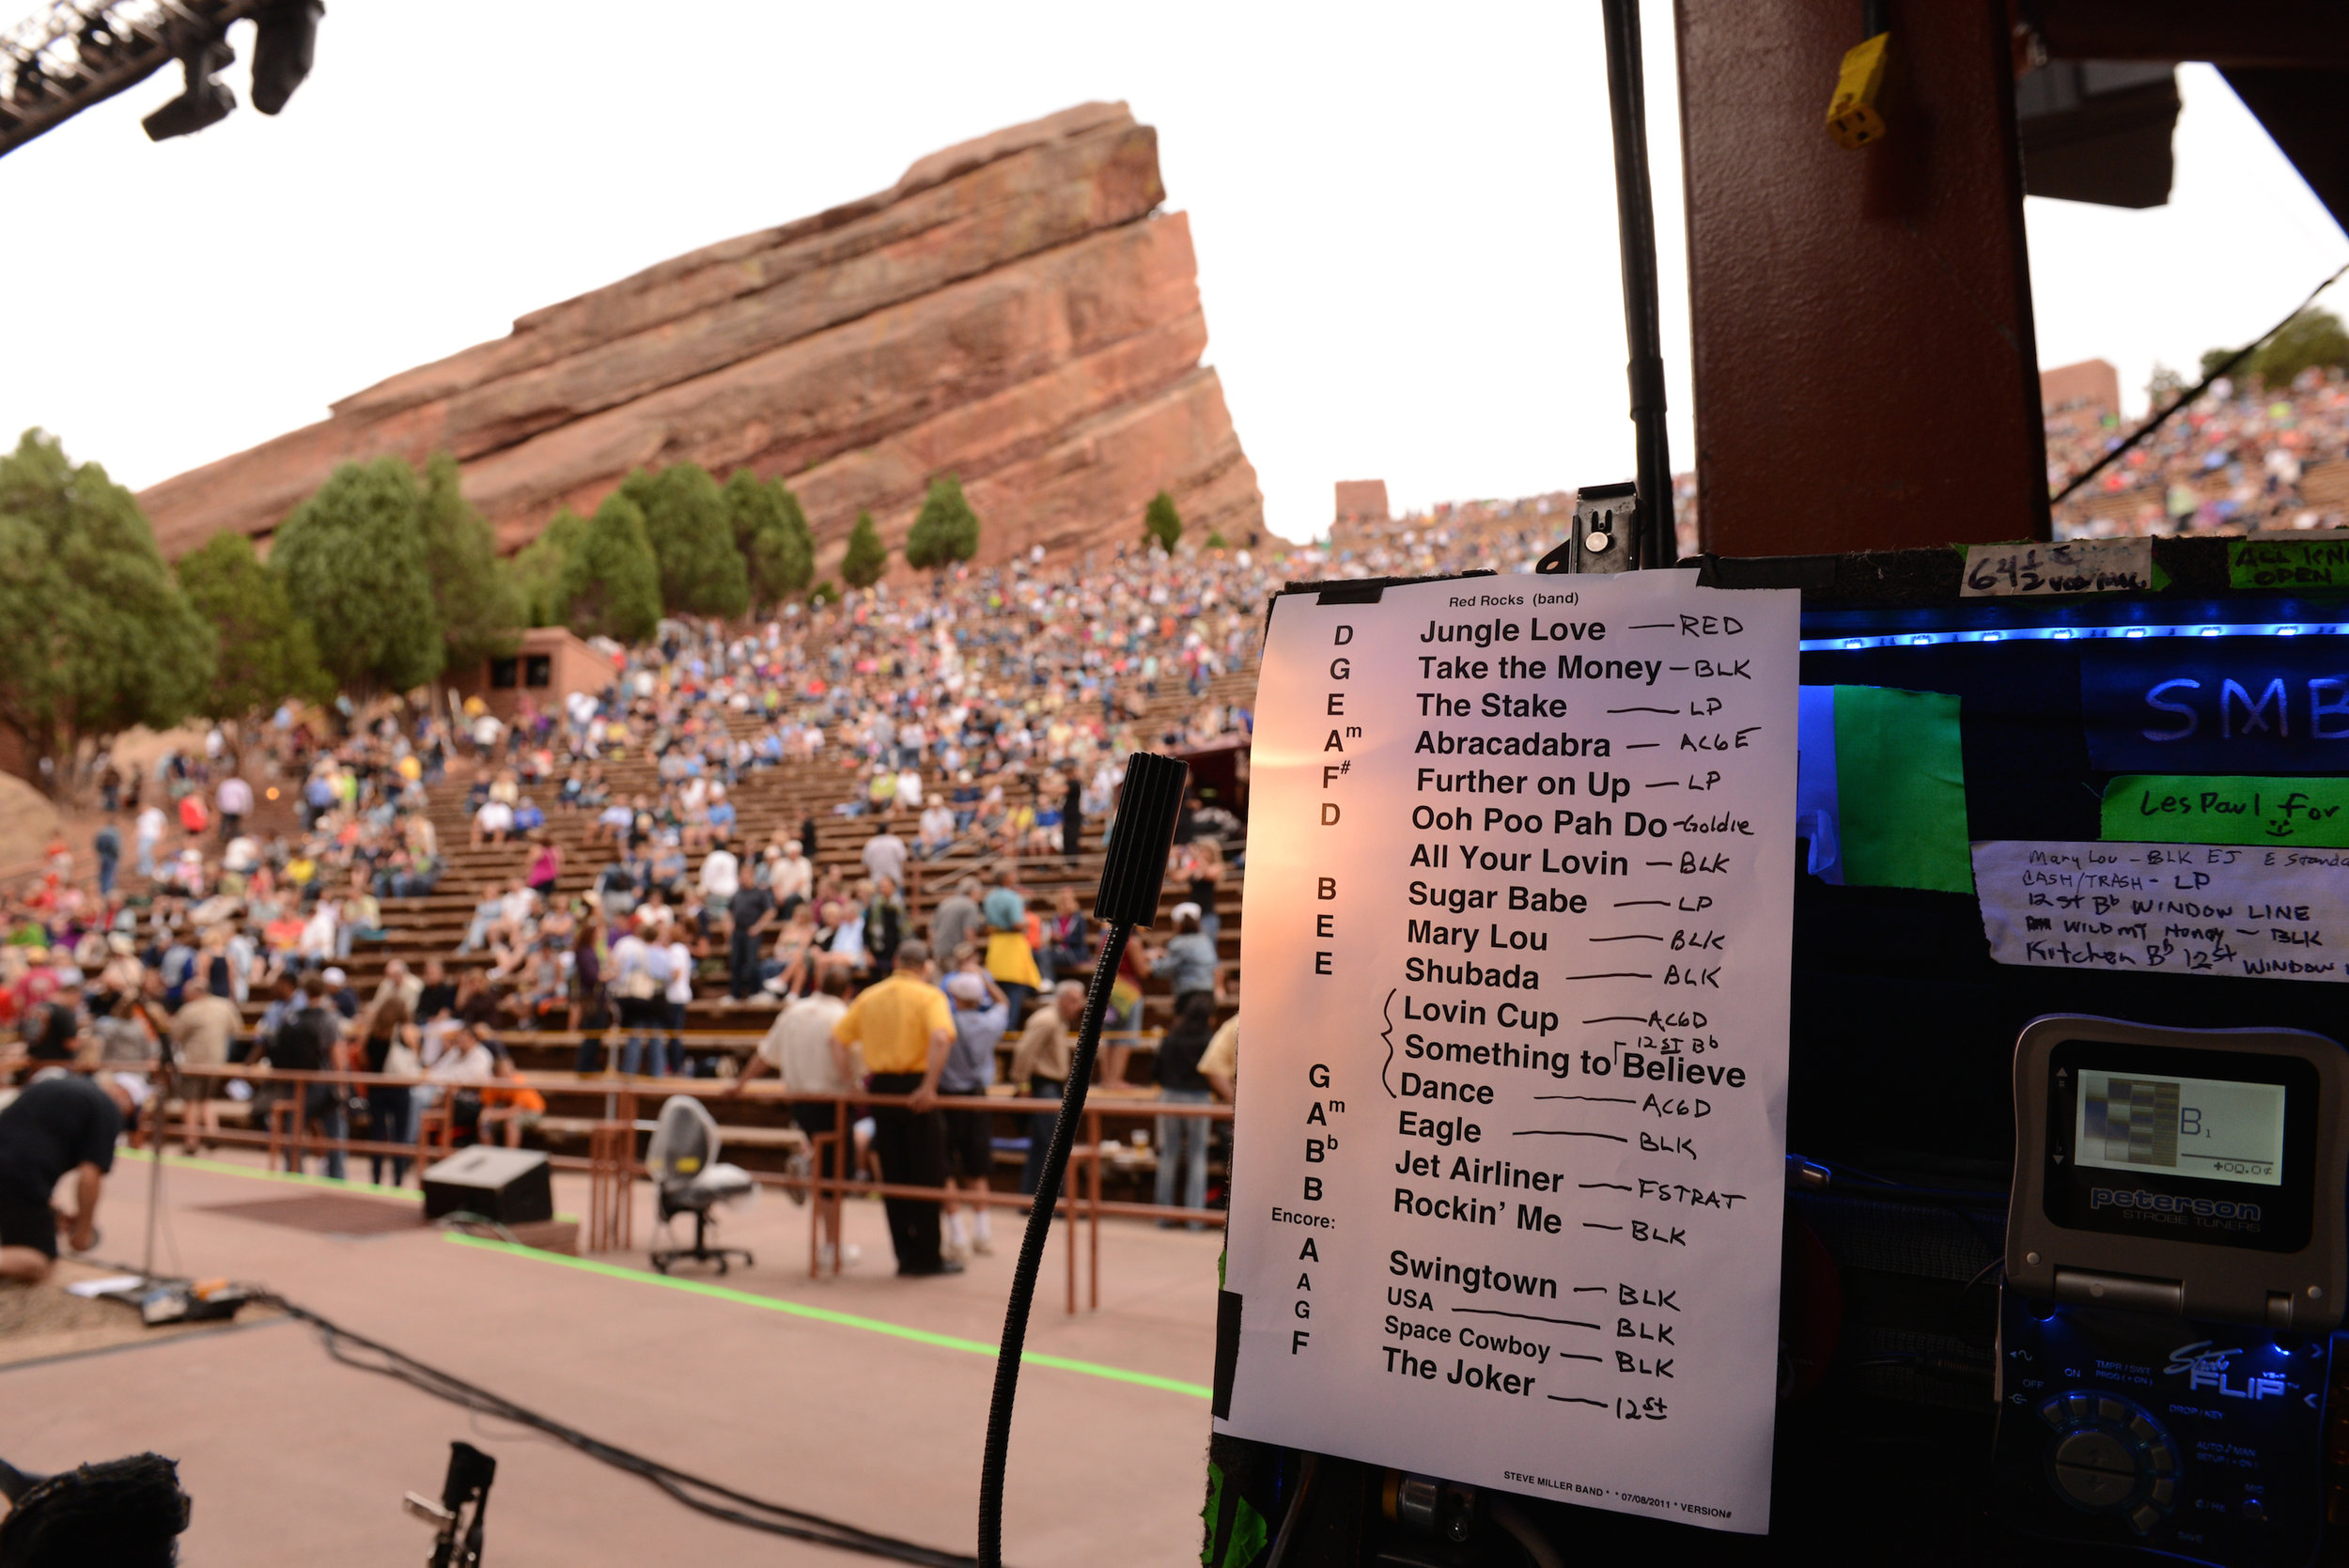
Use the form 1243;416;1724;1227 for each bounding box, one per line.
646;1094;757;1275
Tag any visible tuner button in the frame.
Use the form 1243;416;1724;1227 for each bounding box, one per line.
2148;1443;2179;1475
2127;1503;2162;1535
2066;1393;2096;1423
2039;1397;2068;1430
2052;1430;2140;1511
2096;1396;2131;1423
2149;1478;2176;1510
2126;1413;2163;1447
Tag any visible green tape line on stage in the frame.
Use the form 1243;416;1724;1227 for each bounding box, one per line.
443;1234;1214;1399
2229;537;2349;591
2102;774;2349;848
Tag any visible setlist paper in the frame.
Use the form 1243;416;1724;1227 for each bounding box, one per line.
1217;570;1801;1533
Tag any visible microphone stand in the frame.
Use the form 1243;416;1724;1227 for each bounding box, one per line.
132;992;175;1283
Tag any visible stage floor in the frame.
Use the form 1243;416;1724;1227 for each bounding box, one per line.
0;1148;1221;1566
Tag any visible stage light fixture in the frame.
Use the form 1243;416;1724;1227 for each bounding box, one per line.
250;0;322;116
141;40;236;143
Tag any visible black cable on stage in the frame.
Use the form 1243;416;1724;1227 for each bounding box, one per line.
250;1291;977;1568
98;752;1186;1568
977;752;1190;1568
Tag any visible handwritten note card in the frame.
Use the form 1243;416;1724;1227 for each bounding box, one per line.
1219;570;1801;1533
1960;537;2156;598
1973;839;2349;983
2231;537;2349;592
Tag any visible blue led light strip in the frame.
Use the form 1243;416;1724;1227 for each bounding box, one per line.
1800;622;2349;653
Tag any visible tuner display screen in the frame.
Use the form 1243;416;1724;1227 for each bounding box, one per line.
2073;1069;2288;1188
2041;1037;2323;1259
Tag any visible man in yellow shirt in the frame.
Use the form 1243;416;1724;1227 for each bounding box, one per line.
832;940;958;1276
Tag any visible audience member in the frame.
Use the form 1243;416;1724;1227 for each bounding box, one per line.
733;970;860;1269
1153;990;1217;1227
830;941;957;1276
1007;980;1084;1197
939;965;1009;1261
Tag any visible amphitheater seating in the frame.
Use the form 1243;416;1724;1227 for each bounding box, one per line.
205;663;1259;1188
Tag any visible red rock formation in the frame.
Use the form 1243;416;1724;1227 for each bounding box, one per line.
138;101;1262;567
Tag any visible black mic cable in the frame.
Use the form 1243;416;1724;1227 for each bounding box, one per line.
977;752;1190;1568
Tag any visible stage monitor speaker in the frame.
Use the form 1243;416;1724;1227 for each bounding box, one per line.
422;1148;553;1226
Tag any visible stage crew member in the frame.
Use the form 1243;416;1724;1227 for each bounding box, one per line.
0;1073;140;1284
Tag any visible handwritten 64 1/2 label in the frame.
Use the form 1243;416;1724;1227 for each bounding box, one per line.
1218;570;1800;1535
1972;839;2349;983
1960;537;2156;597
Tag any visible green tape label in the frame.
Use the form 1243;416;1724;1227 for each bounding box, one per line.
2103;774;2349;847
1832;686;1975;893
2229;538;2349;591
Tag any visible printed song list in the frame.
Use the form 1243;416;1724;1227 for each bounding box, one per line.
1219;570;1800;1534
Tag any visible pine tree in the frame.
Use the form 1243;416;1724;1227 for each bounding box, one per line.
620;463;751;618
723;468;815;610
840;510;889;589
1143;489;1182;552
178;531;334;719
558;493;662;644
0;430;215;791
2250;309;2349;388
512;507;589;627
416;451;521;669
269;457;443;694
903;474;982;569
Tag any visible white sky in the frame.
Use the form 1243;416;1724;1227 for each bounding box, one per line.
2027;65;2349;418
1;5;2341;542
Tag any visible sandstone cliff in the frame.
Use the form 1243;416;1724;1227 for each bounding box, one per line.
138;101;1262;568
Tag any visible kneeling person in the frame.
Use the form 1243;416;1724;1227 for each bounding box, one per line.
0;1074;140;1283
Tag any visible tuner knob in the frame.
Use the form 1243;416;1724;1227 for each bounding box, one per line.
2051;1430;2139;1511
2036;1390;2181;1533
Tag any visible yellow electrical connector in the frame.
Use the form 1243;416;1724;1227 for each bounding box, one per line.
1826;32;1890;149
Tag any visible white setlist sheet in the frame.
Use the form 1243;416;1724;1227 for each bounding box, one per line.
1218;570;1801;1534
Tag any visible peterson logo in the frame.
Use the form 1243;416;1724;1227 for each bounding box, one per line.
2089;1187;2262;1221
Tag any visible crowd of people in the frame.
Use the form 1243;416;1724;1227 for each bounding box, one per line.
2048;365;2349;537
0;536;1273;1282
49;396;2318;1283
9;360;2339;1288
699;816;1237;1275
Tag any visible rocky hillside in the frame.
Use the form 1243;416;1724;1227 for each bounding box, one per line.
138;101;1263;568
